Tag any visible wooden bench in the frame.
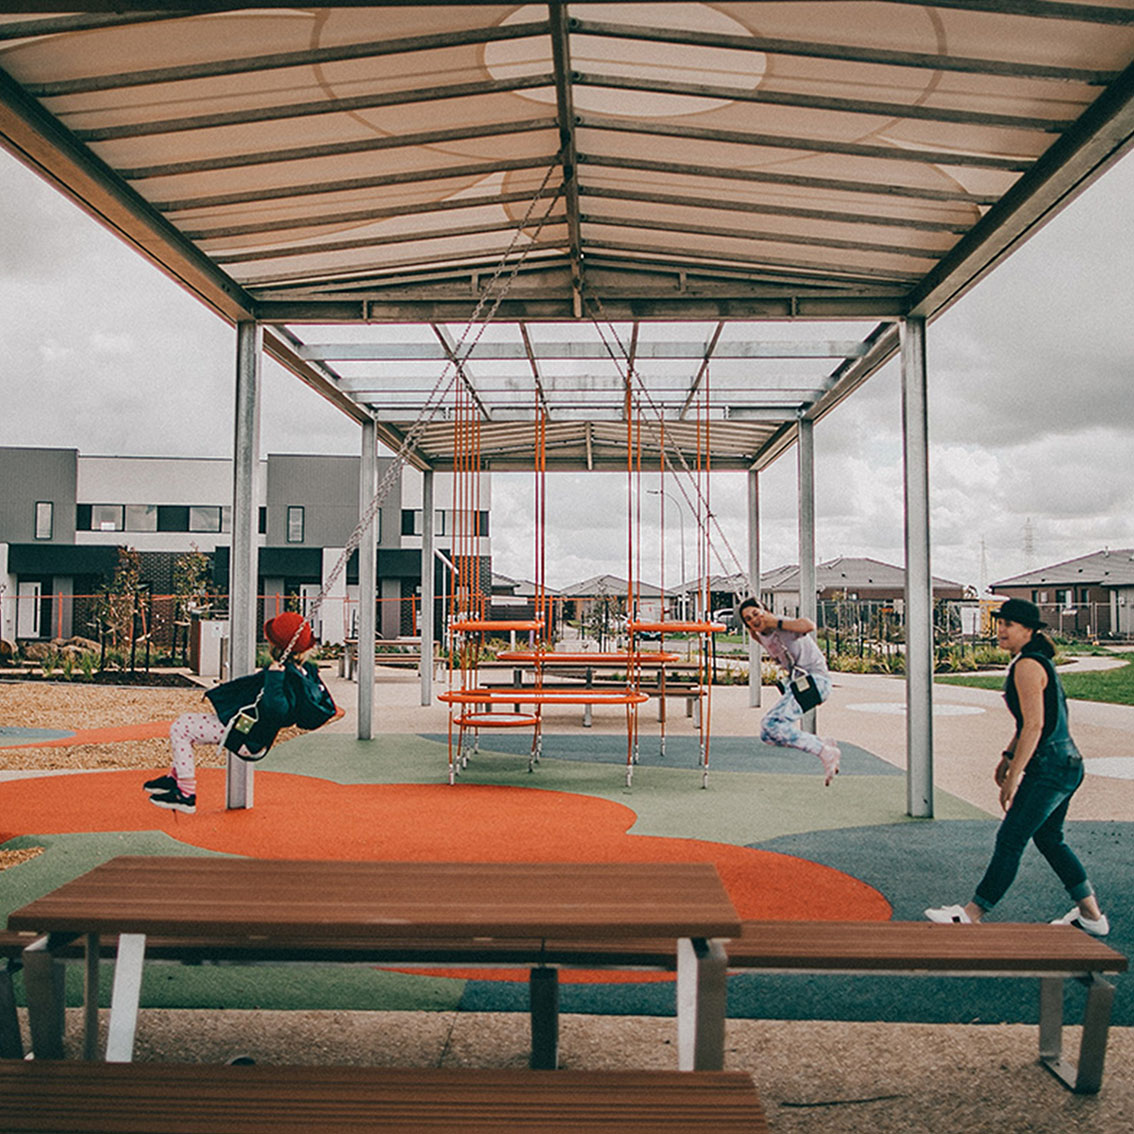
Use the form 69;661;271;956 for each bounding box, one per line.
3;921;1125;1093
0;1063;768;1134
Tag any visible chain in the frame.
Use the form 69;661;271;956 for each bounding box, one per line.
272;162;566;662
586;295;752;593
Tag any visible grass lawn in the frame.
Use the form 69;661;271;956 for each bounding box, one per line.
938;652;1134;706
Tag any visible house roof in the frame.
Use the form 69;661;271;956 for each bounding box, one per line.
559;573;663;598
993;548;1134;588
1;3;1131;476
765;555;962;593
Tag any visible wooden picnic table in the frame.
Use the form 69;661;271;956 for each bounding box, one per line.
9;857;740;1069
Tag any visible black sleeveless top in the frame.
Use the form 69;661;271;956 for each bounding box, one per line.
1003;647;1080;778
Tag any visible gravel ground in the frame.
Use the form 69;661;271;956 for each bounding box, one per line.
0;677;300;774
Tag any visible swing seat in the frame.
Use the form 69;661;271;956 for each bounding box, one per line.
456;711;541;729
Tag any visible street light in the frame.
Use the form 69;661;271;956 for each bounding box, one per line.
648;488;688;620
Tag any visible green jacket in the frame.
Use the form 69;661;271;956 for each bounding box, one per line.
205;662;335;757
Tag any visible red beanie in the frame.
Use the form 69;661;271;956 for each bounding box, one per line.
264;611;316;654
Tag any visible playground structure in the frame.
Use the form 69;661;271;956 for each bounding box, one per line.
437;344;731;787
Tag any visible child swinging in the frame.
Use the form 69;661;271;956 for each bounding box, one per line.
145;612;336;814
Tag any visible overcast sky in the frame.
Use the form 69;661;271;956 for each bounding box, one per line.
1;147;1131;593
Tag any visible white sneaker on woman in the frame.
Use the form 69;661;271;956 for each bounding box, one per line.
1051;908;1110;936
818;740;840;786
924;904;973;924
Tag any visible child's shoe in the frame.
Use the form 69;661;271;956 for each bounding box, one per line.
148;785;196;814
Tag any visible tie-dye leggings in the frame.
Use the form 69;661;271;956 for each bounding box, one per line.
758;673;831;756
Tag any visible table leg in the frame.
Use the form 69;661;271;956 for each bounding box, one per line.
676;937;728;1071
83;933;100;1061
105;933;147;1063
0;956;24;1058
22;934;68;1060
529;966;559;1069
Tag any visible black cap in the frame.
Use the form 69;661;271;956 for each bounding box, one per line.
991;597;1046;629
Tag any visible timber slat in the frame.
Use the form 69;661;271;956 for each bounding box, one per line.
0;1064;769;1133
2;919;1124;973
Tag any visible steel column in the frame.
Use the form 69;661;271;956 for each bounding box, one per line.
227;320;261;810
357;419;378;739
747;466;761;708
901;315;934;817
797;417;817;732
420;470;436;705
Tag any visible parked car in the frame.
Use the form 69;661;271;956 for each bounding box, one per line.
712;607;739;631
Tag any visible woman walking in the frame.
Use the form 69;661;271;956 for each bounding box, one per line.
925;598;1108;935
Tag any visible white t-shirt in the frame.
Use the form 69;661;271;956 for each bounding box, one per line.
754;626;829;679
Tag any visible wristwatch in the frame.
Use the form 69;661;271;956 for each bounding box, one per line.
777;618;784;630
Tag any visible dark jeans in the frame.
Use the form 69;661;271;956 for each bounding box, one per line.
973;756;1092;912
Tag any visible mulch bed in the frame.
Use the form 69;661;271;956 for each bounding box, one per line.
0;679;218;772
1;670;198;687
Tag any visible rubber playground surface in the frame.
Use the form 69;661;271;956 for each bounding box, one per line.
1;672;1130;1028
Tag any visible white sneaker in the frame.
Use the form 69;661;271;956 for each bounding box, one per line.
818;740;840;786
925;904;972;924
1051;907;1110;937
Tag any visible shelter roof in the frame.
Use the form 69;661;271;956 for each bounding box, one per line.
2;3;1131;474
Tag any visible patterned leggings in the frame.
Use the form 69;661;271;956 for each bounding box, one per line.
167;712;225;795
759;674;831;757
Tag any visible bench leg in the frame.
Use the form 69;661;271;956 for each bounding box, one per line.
1039;974;1116;1094
529;966;559;1070
23;935;68;1060
105;933;147;1063
676;937;728;1072
0;959;23;1059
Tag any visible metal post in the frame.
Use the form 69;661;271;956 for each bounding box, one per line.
901;315;934;817
420;470;435;705
227;320;261;810
797;416;817;732
747;466;761;707
357;420;378;739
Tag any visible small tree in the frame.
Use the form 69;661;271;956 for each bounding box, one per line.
95;547;143;660
173;544;213;618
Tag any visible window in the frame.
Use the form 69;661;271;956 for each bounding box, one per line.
157;505;189;532
287;506;305;543
401;509;445;536
259;507;267;534
125;504;158;532
189;506;222;533
91;504;124;532
35;501;53;540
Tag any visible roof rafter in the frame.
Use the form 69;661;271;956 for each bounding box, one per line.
570;17;1119;84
